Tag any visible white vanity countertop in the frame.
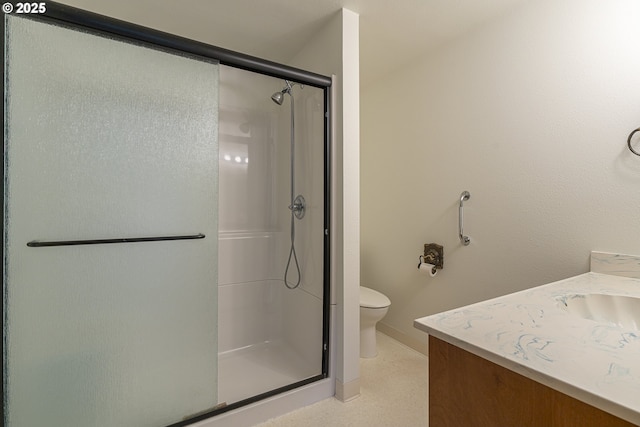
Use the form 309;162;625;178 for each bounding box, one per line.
414;271;640;425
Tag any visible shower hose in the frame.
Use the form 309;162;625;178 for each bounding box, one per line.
284;91;301;290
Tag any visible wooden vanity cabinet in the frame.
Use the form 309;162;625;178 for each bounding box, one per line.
429;336;637;427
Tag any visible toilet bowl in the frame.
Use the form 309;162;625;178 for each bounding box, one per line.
360;286;391;358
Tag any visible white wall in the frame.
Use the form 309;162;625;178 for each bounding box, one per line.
361;0;640;350
289;8;361;400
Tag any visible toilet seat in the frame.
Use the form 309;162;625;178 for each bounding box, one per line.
360;286;391;309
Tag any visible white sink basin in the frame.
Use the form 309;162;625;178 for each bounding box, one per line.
559;293;640;330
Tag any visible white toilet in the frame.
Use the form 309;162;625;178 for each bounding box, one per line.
359;286;391;358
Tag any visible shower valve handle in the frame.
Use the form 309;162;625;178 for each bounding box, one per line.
289;194;306;219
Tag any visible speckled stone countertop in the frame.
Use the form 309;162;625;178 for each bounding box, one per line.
414;252;640;425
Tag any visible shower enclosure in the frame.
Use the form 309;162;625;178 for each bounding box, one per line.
2;4;330;426
216;66;328;408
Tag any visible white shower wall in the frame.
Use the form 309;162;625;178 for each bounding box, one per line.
218;235;283;353
217;65;324;399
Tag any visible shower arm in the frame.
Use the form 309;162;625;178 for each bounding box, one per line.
284;80;303;93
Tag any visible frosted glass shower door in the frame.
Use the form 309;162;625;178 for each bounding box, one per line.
4;15;219;427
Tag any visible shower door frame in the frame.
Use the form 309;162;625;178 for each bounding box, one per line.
1;2;332;426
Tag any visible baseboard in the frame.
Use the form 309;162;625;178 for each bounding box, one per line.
377;322;428;356
335;377;360;402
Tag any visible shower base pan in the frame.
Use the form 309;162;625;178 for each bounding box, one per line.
217;339;319;405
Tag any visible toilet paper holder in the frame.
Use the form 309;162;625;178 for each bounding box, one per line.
418;243;444;273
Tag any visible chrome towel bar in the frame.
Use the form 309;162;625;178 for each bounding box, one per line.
459;191;471;246
27;233;205;247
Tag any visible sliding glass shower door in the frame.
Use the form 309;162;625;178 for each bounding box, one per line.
216;66;327;407
4;15;219;427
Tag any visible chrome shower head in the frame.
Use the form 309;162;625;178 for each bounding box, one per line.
271;80;299;105
271;91;285;105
